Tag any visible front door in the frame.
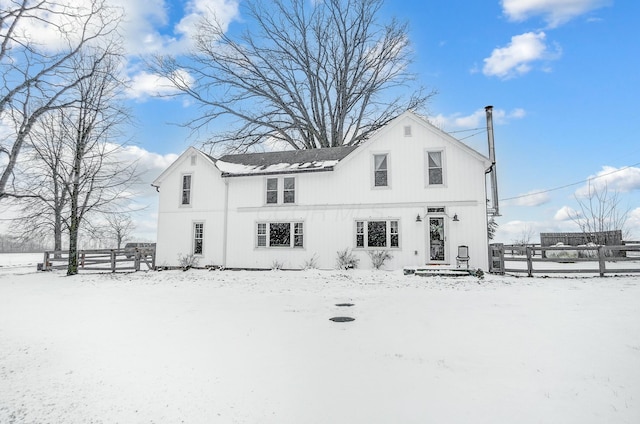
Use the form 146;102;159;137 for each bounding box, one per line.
428;217;446;263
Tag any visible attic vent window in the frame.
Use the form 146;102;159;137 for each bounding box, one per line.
404;125;412;137
190;155;197;165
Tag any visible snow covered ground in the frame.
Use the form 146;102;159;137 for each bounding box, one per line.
1;254;639;423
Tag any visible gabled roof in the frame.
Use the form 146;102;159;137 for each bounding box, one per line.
151;146;217;187
215;145;358;177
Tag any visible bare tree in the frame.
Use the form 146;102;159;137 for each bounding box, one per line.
0;0;122;200
63;49;137;275
104;213;134;249
152;0;432;152
512;225;535;246
9;112;71;255
568;182;630;244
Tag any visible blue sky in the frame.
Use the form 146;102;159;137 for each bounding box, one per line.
122;0;640;242
11;0;636;243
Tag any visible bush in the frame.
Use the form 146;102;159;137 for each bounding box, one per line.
301;254;319;270
336;248;359;269
271;259;284;270
177;253;199;271
367;250;393;270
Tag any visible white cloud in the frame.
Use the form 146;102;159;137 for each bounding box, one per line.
117;0;240;56
483;32;560;79
509;190;551;207
575;166;640;197
430;107;526;131
109;145;179;241
554;206;578;221
126;70;194;100
501;0;611;28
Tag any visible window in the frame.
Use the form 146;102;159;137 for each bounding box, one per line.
265;177;296;205
293;222;304;247
404;125;412;137
181;174;192;205
257;223;267;247
193;222;203;255
355;220;400;248
373;154;388;187
266;178;278;204
427;151;443;185
356;221;365;248
283;177;295;203
256;222;304;248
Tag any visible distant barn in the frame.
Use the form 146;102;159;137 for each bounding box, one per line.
540;230;623;247
540;230;624;257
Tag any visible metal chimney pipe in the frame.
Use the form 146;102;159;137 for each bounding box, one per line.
485;105;500;216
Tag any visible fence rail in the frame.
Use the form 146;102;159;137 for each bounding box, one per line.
489;243;640;276
42;247;156;272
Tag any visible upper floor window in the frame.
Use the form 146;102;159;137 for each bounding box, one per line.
256;222;304;248
265;176;296;204
181;174;192;205
266;178;278;204
355;219;400;249
373;154;388;187
427;151;443;185
283;177;295;203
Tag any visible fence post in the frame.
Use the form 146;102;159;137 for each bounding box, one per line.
43;251;49;271
526;247;533;277
598;246;606;277
111;250;116;272
134;250;140;271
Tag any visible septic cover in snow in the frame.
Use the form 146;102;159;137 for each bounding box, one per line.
329;316;355;322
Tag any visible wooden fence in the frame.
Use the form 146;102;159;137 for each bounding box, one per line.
42;247;156;272
489;243;640;277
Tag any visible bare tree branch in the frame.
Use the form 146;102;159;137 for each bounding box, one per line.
0;0;123;200
150;0;434;152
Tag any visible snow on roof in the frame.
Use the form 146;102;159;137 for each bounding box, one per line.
216;145;357;176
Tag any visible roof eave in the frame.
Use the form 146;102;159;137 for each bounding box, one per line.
221;166;335;178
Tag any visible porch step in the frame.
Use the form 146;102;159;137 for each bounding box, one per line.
403;266;472;277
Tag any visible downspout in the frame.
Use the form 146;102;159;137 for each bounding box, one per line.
222;178;229;268
485;105;500;217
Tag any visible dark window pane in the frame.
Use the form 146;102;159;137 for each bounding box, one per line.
356;234;364;247
429;168;443;185
266;191;277;204
283;190;295;203
374;170;387;187
182;191;190;205
270;223;290;246
367;221;387;247
283;178;295;190
267;178;278;190
194;240;203;254
391;234;399;247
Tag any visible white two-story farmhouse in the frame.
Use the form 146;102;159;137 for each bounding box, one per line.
152;110;495;270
